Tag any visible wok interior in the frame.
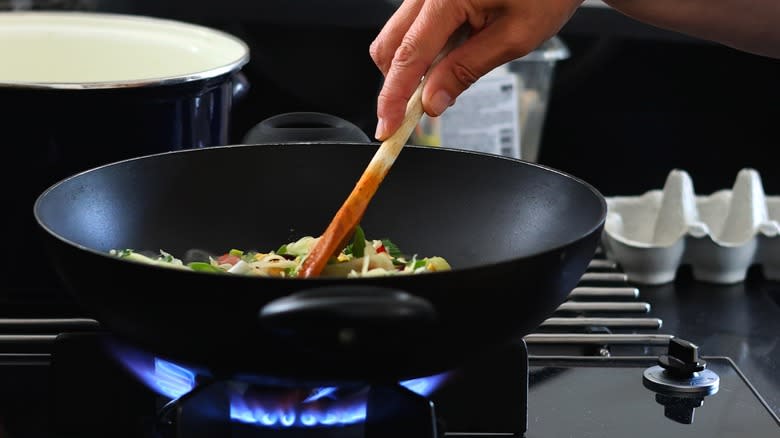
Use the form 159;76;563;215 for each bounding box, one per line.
36;143;605;270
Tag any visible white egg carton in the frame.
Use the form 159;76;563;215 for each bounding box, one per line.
602;168;780;284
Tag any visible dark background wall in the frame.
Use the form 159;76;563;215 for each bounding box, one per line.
542;7;780;197
215;3;780;198
32;0;780;197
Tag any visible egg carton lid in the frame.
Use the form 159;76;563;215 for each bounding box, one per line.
602;168;780;284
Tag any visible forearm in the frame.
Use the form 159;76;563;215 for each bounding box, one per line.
603;0;780;58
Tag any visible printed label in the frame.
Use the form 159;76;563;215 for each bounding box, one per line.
412;71;522;159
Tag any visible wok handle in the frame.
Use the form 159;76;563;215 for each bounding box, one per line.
242;112;371;144
258;286;437;347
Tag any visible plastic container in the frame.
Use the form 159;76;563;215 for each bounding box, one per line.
410;36;569;162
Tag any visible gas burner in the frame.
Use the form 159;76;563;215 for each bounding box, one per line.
109;340;449;435
106;337;527;437
152;380;440;438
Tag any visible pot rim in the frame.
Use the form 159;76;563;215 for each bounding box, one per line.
0;11;250;90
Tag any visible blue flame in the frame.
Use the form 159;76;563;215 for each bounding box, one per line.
303;387;339;402
152;358;197;399
113;343;196;400
111;342;448;429
400;374;449;397
229;373;449;428
230;394;367;428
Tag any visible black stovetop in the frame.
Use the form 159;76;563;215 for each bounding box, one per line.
1;260;779;437
1;336;778;437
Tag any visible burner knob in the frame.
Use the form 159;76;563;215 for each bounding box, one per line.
643;337;719;396
642;338;720;425
657;338;706;377
654;394;704;425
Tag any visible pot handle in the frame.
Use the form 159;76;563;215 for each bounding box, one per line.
242;112;371;144
231;72;250;102
258;286;437;347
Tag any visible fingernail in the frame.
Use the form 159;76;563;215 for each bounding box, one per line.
430;90;453;116
374;117;386;140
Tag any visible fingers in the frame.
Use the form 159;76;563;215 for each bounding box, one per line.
422;16;536;117
369;0;424;76
372;0;466;140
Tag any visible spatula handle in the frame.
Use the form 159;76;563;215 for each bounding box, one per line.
298;26;468;278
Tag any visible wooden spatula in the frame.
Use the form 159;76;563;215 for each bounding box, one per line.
298;29;467;278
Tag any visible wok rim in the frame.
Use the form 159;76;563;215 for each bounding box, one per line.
33;142;607;282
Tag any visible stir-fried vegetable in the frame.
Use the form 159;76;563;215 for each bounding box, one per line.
109;226;450;278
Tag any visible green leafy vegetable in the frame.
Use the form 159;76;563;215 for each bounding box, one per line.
187;262;223;273
110;227;450;278
380;239;403;258
114;249;134;258
351;225;366;258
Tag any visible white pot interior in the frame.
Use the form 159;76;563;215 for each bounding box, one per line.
0;12;249;87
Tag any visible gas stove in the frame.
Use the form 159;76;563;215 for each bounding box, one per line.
1;253;778;437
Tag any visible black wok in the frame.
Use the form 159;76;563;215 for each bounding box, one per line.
33;115;606;385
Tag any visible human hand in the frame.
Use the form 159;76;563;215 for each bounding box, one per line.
370;0;583;140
